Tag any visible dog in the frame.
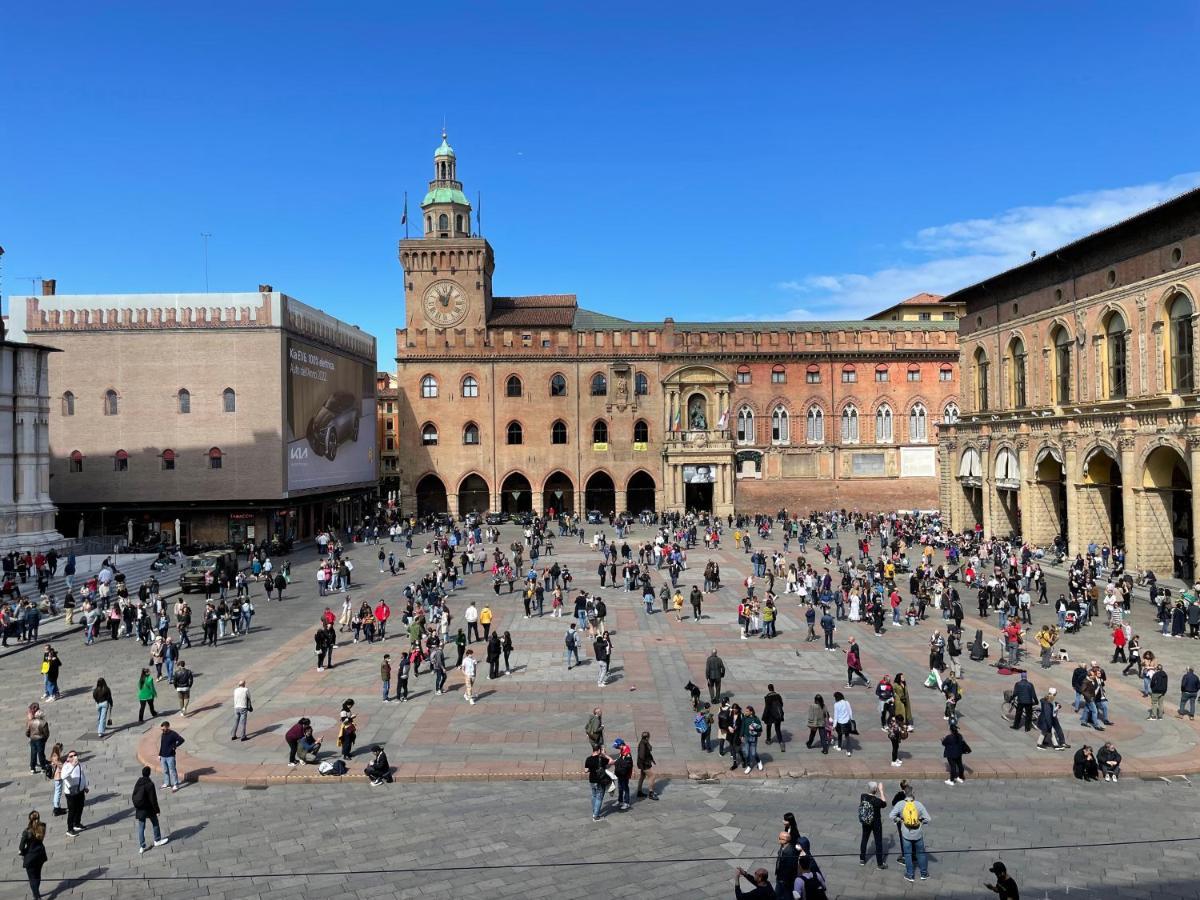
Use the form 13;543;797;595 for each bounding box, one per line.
684;680;702;711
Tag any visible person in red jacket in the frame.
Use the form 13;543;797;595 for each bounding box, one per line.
1110;626;1127;664
374;600;391;641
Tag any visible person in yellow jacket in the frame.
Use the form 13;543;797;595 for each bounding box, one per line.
673;590;685;621
480;605;493;640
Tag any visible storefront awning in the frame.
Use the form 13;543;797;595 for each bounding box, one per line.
996;447;1021;491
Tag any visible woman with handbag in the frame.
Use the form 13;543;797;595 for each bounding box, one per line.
92;678;113;738
18;810;48;899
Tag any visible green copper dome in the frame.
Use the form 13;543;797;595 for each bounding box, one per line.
434;135;455;158
421;186;470;207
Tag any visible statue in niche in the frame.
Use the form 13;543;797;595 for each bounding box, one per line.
615;374;629;405
688;394;708;431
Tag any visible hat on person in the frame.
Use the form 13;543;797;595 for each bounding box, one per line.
1047;687;1057;695
989;862;1007;876
612;738;625;750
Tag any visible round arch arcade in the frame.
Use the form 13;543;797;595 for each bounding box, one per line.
626;471;656;513
1142;444;1193;580
457;474;490;515
501;472;533;515
585;471;616;517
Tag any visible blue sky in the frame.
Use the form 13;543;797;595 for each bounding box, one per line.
3;2;1198;367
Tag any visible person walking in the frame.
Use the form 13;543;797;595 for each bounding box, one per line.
833;691;854;756
60;749;88;835
231;680;251;741
941;723;970;785
1011;672;1037;733
137;668;158;722
636;731;659;799
172;661;193;717
564;624;582;669
857;781;888;869
1036;688;1068;750
19;811;48;899
706;649;726;702
1178;665;1199;720
985;861;1019;900
584;744;613;821
890;787;931;883
158;721;184;792
774;828;800;900
132;765;169;853
805;695;830;754
462;649;477;705
763;684;786;751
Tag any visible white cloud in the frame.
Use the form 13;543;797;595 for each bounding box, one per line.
771;173;1200;320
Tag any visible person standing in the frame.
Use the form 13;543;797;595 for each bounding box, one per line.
584;744;612;821
501;631;514;675
132;765;169;853
635;731;659;800
613;742;634;811
774;829;800;900
1178;665;1200;720
742;706;764;773
462;648;477;705
985;861;1019;899
137;668;158;722
706;649;726;702
594;632;611;687
733;867;774;900
172;660;193;716
315;623;335;671
857;781;888;869
486;632;502;680
41;646;61;702
1149;663;1168;720
890;788;931;883
19;811;48;899
1011;673;1037;733
833;692;854;757
585;708;605;750
158;721;184;792
430;643;447;696
60;749;88;836
941;723;970;785
380;654;392;702
26;706;50;775
231;680;251;740
762;684;785;751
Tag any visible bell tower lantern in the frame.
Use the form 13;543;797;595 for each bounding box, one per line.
421;130;473;239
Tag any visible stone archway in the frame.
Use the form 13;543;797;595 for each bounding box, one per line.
457;473;490;516
500;472;533;515
1081;446;1123;549
542;471;575;519
585;471;616;516
1030;446;1067;547
1142;444;1192;579
627;470;657;513
415;474;448;516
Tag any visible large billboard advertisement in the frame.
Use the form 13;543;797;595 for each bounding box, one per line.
286;338;376;492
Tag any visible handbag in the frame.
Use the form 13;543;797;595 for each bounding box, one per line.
246;700;254;713
40;661;50;674
849;719;859;735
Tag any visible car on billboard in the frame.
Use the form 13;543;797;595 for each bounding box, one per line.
305;390;361;461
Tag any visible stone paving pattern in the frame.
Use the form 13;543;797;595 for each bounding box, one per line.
1;524;1199;898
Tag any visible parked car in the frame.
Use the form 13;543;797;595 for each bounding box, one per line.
485;512;508;525
306;390;361;461
586;510;604;524
179;550;238;593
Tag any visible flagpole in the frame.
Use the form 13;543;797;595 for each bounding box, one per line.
477;191;481;236
403;191;409;239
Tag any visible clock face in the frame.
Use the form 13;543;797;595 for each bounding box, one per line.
422;279;469;328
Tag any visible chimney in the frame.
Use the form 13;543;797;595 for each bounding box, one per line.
41;279;56;296
258;284;273;293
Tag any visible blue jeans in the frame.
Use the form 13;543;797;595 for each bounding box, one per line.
53;778;63;810
565;647;581;668
617;777;631;806
901;835;928;878
381;680;390;700
1079;701;1099;727
743;737;760;766
164;657;175;682
590;783;605;818
96;701;109;737
997;610;1006;628
44;675;56;698
160;755;180;788
137;815;161;847
1180;692;1198;717
231;709;248;739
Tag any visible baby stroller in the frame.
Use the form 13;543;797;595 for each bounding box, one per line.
1063;610;1080;634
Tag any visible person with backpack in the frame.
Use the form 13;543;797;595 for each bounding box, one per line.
857;780;888;869
564;624;582;670
890;787;931;883
792;856;828;899
695;702;714;752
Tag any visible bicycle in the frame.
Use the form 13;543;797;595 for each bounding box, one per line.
1000;688;1016;722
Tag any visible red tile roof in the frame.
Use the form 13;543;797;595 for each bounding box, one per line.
489;295;578;327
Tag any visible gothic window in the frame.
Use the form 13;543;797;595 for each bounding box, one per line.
1052;327;1072;403
736;406;754;445
223;388;236;413
806;406;824;444
178;389;191;414
463;422;480;445
592;420;609;444
462;375;479;398
1171;294;1195;393
841;405;860;444
635;372;649;396
633;419;649;443
506;375;523;398
550;373;568;397
875;404;893;443
421;423;439;446
506;421;523;445
942;402;960;424
909;403;928;443
590;373;607;396
1008;337;1027;408
104;389;119;416
973;349;990;411
771;406;790;444
420;375;438;398
551;420;568;444
1105;311;1127;399
62;391;75;417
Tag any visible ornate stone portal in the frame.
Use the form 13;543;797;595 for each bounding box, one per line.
662;365;735;516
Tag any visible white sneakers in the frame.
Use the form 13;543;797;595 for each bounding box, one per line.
891;760;903;767
944;779;955;786
756;760;763;771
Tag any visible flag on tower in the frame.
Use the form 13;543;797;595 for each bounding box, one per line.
401;192;408;225
672;405;682;431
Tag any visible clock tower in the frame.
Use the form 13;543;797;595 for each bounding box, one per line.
398;131;494;333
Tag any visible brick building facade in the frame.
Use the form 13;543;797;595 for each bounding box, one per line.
395;135;960;519
939;187;1200;580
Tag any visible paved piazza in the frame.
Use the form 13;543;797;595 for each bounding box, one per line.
2;521;1199;898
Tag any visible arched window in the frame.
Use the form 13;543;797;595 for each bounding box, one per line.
113;449;129;472
455;214;463;233
942;402;960;424
1105;311;1127;399
874;364;889;383
841;364;857;383
1170;294;1194;393
939;364;954;382
69;450;83;473
973;349;989;411
635;372;649;396
420;375;438;398
771;365;786;384
841;405;860;444
425;215;431;233
1052;326;1072;404
506;375;523;398
462;375;479;398
909;403;928;443
736;406;754;445
61;391;75;417
592;420;609;444
590;373;607;396
104;389;119;416
806;406;824;444
1008;337;1027;408
208;447;223;469
736;365;751;385
162;448;176;471
551;420;568;445
506;421;523;445
805;364;821;384
875;404;894;443
463;422;480;445
771;406;790;444
438;213;449;231
633;419;649;443
421;423;439;446
223;388;236;413
907;364;921;383
550;373;568;397
178;389;191;414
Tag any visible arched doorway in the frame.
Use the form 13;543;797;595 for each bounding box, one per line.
415;474;448;516
1082;447;1123;549
500;472;533;515
957;448;983;528
1143;445;1192;579
994;447;1021;538
457;474;490;515
627;471;656;513
1032;447;1067;548
585;472;616;516
542;471;574;519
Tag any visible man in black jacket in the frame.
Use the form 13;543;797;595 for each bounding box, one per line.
762;684;786;750
635;731;658;801
1148;664;1168;719
774;829;799;900
1010;673;1037;732
132;766;169;853
364;746;392;785
706;649;726;702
